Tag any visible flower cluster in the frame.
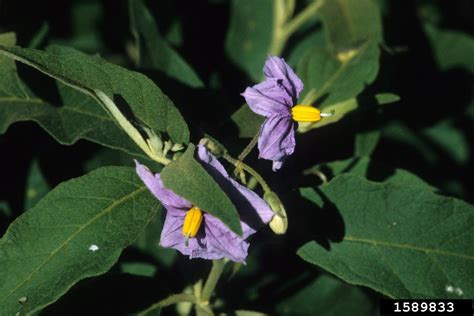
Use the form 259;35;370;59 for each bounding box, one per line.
136;56;319;262
135;145;274;262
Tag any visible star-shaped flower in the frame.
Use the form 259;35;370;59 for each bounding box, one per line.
135;144;274;262
242;56;324;171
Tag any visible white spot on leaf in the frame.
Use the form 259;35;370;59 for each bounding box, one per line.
88;244;99;252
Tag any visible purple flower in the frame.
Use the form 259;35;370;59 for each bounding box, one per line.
241;56;322;171
134;144;274;262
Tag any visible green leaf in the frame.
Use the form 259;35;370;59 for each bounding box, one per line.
230;103;265;138
298;174;474;298
129;0;204;88
298;93;400;132
160;144;242;235
297;40;380;106
305;156;434;191
319;0;383;51
0;34;143;156
275;274;374;316
24;159;50;210
424;23;474;73
225;0;273;81
133;211;177;268
422;119;470;166
0;167;159;314
0;44;189;145
120;262;157;277
0;200;11;218
355;130;380;157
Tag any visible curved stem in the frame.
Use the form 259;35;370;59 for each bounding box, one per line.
137;293;196;316
223;153;272;194
201;260;226;303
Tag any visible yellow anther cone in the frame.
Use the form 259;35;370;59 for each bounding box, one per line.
291;105;321;122
183;206;203;238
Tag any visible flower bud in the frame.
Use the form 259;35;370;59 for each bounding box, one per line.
264;192;288;234
199;137;227;157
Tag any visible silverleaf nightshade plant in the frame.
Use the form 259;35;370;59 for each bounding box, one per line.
135;144;274;262
241;56;332;171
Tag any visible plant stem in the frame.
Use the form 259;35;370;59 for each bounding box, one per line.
269;0;325;56
137;294;196;316
269;0;287;56
201;260;226;303
283;0;325;39
223;153;272;194
237;133;259;162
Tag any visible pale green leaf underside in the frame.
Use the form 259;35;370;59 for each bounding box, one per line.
0;167;159;315
298;174;474;298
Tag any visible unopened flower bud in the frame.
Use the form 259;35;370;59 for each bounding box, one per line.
264;192;288;234
199;137;227;157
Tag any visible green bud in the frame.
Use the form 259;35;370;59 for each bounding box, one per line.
264;191;288;234
199;137;227;157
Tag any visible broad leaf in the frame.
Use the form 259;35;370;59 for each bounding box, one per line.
225;0;273;81
129;0;204;88
298;174;474;298
319;0;383;51
275;274;374;316
0;44;189;144
424;24;474;74
160;144;242;235
230;103;264;138
422;119;470;166
355;129;380;157
0;34;145;156
0;166;159;314
304;156;434;191
297;41;380;106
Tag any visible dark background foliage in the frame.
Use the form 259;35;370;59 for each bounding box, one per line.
1;0;473;315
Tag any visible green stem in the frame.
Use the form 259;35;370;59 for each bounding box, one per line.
223;153;272;194
201;260;226;303
282;0;325;39
237;133;259;162
269;0;325;56
137;293;196;316
269;0;287;56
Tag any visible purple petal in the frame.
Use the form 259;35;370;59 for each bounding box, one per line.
257;115;296;171
204;214;249;263
197;144;274;236
241;78;292;117
159;213;215;258
263;56;304;101
134;160;190;216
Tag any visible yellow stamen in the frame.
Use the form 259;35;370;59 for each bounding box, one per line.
291;105;321;122
182;206;203;239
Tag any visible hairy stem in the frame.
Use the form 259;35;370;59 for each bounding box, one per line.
223;153;272;194
201;260;226;303
237;133;259;162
